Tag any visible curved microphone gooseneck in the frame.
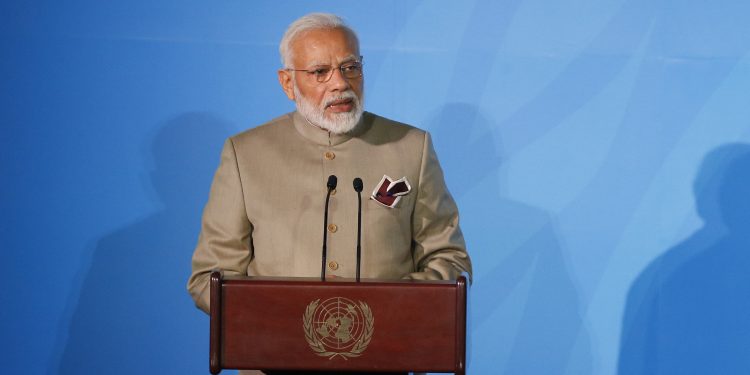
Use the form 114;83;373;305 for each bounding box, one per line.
353;177;364;282
321;175;337;281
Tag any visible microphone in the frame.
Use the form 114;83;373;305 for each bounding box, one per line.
321;175;337;281
327;175;338;190
353;178;363;282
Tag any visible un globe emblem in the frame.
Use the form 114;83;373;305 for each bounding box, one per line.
303;297;374;359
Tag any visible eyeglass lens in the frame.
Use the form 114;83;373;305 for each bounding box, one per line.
313;62;363;82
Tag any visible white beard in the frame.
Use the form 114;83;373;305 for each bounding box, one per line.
294;86;364;134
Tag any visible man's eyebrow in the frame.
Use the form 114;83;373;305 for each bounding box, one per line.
305;55;359;67
305;60;328;67
340;55;359;63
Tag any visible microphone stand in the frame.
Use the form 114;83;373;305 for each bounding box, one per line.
353;178;363;282
321;175;337;281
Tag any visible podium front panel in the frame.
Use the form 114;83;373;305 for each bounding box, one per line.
214;277;465;373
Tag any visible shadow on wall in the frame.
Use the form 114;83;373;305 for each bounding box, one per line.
427;103;592;374
619;143;750;374
54;113;233;374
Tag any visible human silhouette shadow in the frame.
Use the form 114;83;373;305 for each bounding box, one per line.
619;143;750;374
55;113;233;374
427;103;592;374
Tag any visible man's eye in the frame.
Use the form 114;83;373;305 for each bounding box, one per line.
341;63;362;72
310;67;332;76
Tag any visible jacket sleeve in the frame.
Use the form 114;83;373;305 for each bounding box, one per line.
406;131;473;282
187;138;253;314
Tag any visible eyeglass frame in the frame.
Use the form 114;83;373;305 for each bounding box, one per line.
284;56;364;83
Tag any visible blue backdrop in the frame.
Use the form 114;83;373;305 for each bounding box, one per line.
3;1;750;374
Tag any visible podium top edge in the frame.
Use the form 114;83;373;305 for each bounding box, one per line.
220;275;463;286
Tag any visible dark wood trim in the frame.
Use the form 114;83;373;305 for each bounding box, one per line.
210;271;222;375
455;276;467;375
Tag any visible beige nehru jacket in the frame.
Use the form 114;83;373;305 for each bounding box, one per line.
187;111;472;313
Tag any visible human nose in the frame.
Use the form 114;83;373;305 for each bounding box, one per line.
326;66;350;91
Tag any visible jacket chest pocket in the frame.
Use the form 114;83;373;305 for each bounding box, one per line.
365;196;413;238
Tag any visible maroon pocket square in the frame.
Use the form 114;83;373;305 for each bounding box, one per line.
371;175;411;208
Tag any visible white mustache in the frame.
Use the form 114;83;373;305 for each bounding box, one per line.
324;92;358;108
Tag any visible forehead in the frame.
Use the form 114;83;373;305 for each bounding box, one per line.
290;28;359;66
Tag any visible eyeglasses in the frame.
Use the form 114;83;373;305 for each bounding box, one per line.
286;57;363;83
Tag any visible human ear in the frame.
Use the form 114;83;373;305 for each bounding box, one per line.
277;70;295;100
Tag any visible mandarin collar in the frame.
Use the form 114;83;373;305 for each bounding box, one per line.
291;111;370;147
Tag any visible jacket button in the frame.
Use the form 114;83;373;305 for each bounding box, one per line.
328;261;339;270
324;151;335;160
327;223;338;233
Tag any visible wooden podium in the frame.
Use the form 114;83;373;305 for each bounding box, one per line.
209;271;467;374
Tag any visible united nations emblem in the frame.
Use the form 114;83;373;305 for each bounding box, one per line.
303;297;374;359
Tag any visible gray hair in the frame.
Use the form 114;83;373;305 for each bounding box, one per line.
279;13;359;67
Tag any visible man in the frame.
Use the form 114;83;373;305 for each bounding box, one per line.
188;13;472;374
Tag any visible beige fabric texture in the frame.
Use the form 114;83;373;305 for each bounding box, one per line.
187;111;472;313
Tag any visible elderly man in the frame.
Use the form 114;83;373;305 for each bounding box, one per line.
188;12;471;374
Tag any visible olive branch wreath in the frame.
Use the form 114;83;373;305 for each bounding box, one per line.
303;299;375;360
